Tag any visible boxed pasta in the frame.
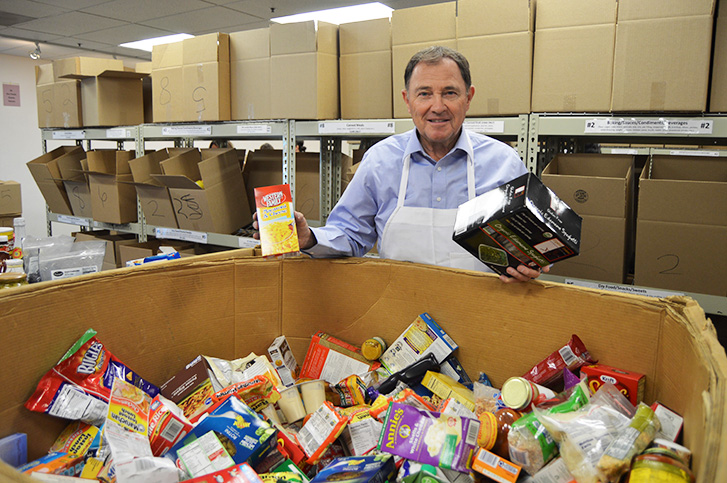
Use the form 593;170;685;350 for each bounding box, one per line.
254;184;300;257
453;173;582;275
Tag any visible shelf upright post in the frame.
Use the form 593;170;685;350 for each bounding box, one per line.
320;137;341;224
527;114;540;174
517;114;529;162
135;125;148;242
283;120;296;206
41;131;52;236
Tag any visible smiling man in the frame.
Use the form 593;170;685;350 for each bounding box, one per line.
257;46;544;283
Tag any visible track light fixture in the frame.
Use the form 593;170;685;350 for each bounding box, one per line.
29;42;41;60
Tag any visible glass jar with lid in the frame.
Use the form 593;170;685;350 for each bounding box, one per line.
0;272;27;290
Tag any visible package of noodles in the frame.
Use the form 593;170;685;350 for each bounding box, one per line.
255;184;300;257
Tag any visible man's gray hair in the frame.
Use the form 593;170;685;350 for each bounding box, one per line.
404;45;472;91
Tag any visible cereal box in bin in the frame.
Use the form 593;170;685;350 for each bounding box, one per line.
254;184;300;257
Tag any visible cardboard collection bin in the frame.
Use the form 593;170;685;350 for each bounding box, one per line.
85;150;138;225
0;181;22;217
531;0;617;112
456;0;533;116
541;154;635;284
339;18;393;119
26;146;86;216
0;256;725;482
153;147;251;234
230;28;272;120
635;156;727;296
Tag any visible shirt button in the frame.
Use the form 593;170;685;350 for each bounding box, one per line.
437;166;442;171
436;197;442;202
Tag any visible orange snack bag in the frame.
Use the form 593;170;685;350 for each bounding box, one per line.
255;184;300;257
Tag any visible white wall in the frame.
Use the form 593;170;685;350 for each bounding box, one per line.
0;54;74;239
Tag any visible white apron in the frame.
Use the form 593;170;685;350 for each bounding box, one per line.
379;146;491;272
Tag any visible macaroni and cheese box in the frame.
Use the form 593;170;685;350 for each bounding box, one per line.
453;173;582;275
377;402;480;473
254;184;300;257
379;313;458;374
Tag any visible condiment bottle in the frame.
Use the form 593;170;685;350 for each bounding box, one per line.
500;376;539;411
0;272;27;289
491;407;522;459
361;337;387;361
628;447;694;483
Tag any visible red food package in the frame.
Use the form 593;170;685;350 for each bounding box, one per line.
522;334;595;389
148;394;194;457
25;330;159;422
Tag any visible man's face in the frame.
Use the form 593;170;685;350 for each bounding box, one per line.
403;58;474;159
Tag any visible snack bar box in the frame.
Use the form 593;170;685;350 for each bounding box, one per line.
453;173;582;275
0;254;725;482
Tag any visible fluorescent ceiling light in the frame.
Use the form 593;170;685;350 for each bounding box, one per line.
271;2;393;25
120;33;194;52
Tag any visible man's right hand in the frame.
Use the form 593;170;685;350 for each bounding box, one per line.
252;210;317;250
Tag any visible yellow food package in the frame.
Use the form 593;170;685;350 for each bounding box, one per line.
255;184;300;257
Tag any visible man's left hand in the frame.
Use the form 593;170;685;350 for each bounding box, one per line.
499;264;550;283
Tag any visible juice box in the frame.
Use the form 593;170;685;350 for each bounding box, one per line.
254;184;300;257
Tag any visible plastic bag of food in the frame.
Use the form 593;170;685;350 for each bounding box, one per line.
38;240;106;282
23;235;74;283
596;404;661;482
507;381;590;475
473;381;504;416
532;383;636;483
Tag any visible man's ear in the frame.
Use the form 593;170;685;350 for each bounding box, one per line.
402;89;412;115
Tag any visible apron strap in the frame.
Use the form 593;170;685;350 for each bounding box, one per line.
396;154;411;209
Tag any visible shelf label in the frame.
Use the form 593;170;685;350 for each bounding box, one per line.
56;215;90;226
52;130;85;139
318;121;395;134
238;236;258;248
463;120;505;134
106;128;129;138
584;118;713;135
564;279;683;298
93;221;132;231
237;124;272;134
161;125;212;136
155;227;208;244
605;148;639;155
668;149;721;157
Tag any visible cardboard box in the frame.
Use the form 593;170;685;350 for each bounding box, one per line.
339;19;392;119
155;148;251;234
541;154;634;283
152;67;184;122
243;150;320;222
457;32;532;115
26;146;86;215
0;181;22;216
634;156;727;295
85;150;137;225
269;21;338;120
52;57;123;80
391;2;456;46
710;3;727;112
0;256;725;480
62;160;93;219
531;0;617;112
456;0;534;37
80;71;146;126
152;42;183;70
230;28;271;120
183;32;229;64
453;173;582;275
612;0;714;111
35;64;82;128
127;150;179;229
182;61;230;122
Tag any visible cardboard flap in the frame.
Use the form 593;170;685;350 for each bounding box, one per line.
55;151;87;181
128;150;169;185
198;148;242;188
35;63;55;85
86;150;119;174
96;70;148;79
151;174;202;190
161;149;202;180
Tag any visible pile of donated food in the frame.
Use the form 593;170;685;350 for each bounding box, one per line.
12;313;693;483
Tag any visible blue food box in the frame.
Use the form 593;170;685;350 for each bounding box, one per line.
166;395;277;469
310;455;395;483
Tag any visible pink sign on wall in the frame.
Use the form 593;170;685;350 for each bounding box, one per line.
3;83;20;107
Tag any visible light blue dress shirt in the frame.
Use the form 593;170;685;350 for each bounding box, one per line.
306;128;527;258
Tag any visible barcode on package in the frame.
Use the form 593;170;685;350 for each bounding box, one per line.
477;449;499;468
559;345;577;367
134;458;155;472
160;418;184;442
465;421;480;447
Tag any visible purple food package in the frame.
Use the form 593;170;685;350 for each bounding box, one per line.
377;402;479;473
563;367;581;391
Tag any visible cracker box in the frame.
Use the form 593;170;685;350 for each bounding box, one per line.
159;355;216;422
268;335;299;387
379;313;458;374
254;184;300;257
377;402;479;473
310;454;396;483
580;363;645;405
453;173;582;275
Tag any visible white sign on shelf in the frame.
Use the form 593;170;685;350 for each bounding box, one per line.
237;124;272;134
463;120;505;134
606;148;639;155
93;221;131;231
564;279;683;299
318;121;395;134
161;125;212;136
238;237;258;248
52;130;85;140
668;150;721;157
105;128;129;138
56;215;90;226
155;227;208;244
584;118;713;135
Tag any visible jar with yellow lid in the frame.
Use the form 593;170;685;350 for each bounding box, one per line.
500;376;539;411
361;337;387;361
0;272;27;290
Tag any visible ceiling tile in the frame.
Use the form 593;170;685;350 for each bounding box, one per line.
0;26;63;42
14;11;126;36
81;0;210;23
141;6;260;34
33;0;111;9
53;36;116;49
77;23;172;44
0;0;69;18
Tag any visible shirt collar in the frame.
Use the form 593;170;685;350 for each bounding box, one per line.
403;128;474;164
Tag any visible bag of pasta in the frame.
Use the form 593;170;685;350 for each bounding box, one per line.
532;383;636;483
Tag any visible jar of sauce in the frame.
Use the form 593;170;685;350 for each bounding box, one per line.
628;448;694;483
